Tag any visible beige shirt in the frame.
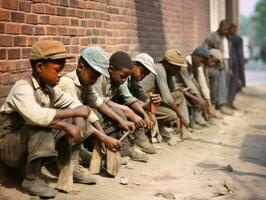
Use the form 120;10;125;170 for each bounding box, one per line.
0;75;82;127
197;66;211;100
57;71;103;123
93;75;137;105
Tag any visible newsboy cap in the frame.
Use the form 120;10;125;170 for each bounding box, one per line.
30;40;73;60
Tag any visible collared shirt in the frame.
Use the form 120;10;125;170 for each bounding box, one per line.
0;75;82;127
92;75;137;105
57;70;103;123
139;63;175;106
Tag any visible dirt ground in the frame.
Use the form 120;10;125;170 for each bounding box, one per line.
1;85;266;200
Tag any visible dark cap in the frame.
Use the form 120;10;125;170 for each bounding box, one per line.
193;47;210;59
30;40;73;60
109;51;134;69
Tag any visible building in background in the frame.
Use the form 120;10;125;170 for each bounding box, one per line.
0;0;238;104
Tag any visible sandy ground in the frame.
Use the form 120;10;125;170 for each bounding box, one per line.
1;84;266;200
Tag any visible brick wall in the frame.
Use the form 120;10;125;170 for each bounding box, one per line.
0;0;210;105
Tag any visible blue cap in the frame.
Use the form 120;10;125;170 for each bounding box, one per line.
81;46;110;78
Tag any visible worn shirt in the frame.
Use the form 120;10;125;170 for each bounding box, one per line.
174;55;201;96
57;71;103;123
139;63;175;106
92;75;137;105
0;75;82;127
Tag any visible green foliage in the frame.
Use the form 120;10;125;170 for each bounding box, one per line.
253;0;266;45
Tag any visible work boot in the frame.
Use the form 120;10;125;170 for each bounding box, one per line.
213;109;223;119
219;105;234;115
73;165;97;184
129;147;148;163
22;176;56;198
189;120;203;130
134;129;157;154
194;112;209;127
121;138;148;162
159;126;173;139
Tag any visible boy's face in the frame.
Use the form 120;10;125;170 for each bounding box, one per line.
77;59;101;86
164;62;180;76
109;66;132;85
132;63;150;81
192;55;206;68
207;56;220;68
37;59;65;87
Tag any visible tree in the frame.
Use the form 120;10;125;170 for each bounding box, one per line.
253;0;266;45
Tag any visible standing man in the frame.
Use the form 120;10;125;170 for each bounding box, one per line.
227;23;246;109
204;20;233;115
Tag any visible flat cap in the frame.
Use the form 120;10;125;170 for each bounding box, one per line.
30;40;73;60
163;49;187;67
81;46;110;78
133;53;157;75
193;47;210;59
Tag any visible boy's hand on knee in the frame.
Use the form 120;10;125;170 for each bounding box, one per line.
65;123;83;144
119;120;136;132
74;106;90;118
102;136;121;152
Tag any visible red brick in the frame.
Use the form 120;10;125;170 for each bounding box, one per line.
0;23;4;33
0;9;10;22
62;37;70;45
8;49;20;59
0;85;11;98
45;4;56;15
49;16;59;25
80;38;90;46
27;37;38;46
5;23;20;34
26;14;38;24
46;26;57;35
19;1;32;12
58;27;67;35
11;12;25;23
32;4;45;14
2;0;18;10
48;0;59;5
0;49;6;59
0;36;13;47
14;36;27;46
57;7;66;16
39;15;49;24
34;26;45;35
22;47;31;58
59;0;68;7
70;18;79;26
59;17;69;25
21;25;33;35
0;73;15;85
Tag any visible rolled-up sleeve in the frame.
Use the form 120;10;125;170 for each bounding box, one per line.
119;81;137;105
8;82;56;127
197;66;210;100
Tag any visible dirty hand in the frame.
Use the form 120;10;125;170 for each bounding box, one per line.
65;123;84;144
149;93;161;105
119;120;136;131
198;99;208;109
144;115;152;129
131;113;146;128
74;105;90;118
102;135;121;152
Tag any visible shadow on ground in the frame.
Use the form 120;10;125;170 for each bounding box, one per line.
240;135;266;167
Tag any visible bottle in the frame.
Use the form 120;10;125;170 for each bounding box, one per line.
149;92;156;114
